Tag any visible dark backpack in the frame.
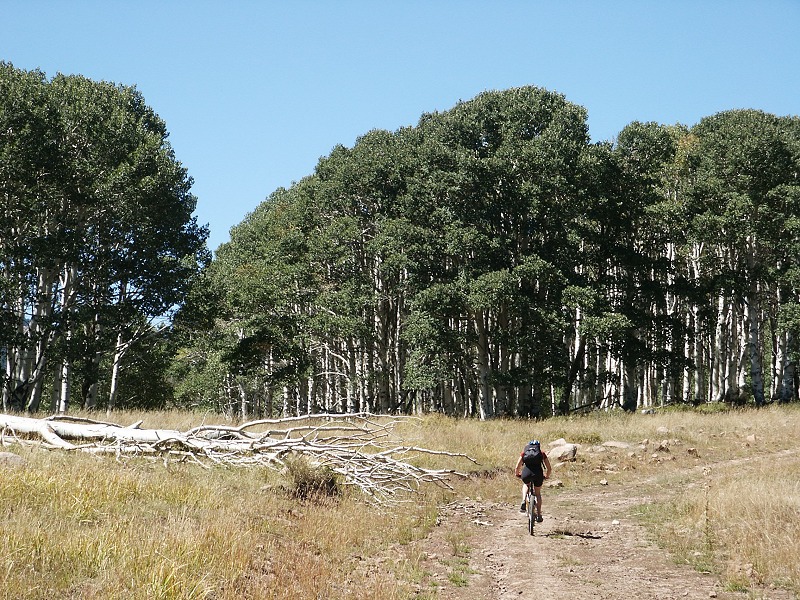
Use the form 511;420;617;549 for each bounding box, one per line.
522;443;542;469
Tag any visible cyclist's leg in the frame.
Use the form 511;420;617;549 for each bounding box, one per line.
533;485;543;518
520;466;533;511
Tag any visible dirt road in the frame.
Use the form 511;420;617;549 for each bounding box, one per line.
414;480;794;600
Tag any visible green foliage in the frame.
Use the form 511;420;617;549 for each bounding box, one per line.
175;84;800;419
0;62;208;413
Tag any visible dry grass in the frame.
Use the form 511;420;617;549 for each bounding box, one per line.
643;439;800;595
615;406;800;597
1;405;798;598
0;442;433;599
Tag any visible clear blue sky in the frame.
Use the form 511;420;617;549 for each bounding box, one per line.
2;1;798;253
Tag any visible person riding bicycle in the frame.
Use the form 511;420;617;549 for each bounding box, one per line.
514;439;552;521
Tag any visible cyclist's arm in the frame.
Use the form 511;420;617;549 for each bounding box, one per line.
543;454;552;479
514;455;523;477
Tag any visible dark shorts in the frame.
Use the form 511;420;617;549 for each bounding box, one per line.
521;465;544;488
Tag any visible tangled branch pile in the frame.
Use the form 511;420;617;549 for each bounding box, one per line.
0;412;476;504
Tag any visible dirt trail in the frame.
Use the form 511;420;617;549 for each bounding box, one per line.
415;475;795;600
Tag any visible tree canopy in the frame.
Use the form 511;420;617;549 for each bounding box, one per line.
0;62;209;413
173;86;800;419
5;66;799;419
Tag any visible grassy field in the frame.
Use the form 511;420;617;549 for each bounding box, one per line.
1;405;798;599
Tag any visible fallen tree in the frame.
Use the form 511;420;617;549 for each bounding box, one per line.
0;412;476;504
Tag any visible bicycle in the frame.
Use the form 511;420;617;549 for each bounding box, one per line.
524;481;537;535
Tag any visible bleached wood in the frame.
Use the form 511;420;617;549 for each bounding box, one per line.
0;412;474;504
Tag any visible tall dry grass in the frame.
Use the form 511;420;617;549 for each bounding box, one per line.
1;405;798;598
594;405;800;597
641;427;800;595
0;438;439;599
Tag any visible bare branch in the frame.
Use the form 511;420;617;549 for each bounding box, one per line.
0;412;473;504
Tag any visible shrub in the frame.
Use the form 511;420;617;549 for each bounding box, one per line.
284;456;342;500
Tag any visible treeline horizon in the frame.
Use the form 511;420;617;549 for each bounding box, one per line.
3;64;800;419
173;86;800;419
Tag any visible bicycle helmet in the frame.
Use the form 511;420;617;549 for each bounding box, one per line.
529;439;540;447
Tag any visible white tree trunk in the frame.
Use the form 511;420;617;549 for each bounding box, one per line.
712;293;727;401
58;358;71;414
693;303;705;403
682;309;692;402
106;332;125;416
472;310;493;420
746;293;765;405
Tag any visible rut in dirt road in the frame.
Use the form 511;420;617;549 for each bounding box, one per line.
419;447;800;600
481;488;725;600
433;484;794;600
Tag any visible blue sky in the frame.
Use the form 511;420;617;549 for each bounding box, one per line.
2;1;798;253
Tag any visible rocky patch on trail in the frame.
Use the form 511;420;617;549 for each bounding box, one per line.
546;440;578;462
546;435;710;467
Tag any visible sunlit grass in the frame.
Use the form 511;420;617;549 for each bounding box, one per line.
0;445;427;599
1;404;798;597
621;405;800;596
644;455;800;595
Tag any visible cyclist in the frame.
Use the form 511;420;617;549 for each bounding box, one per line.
514;439;552;522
